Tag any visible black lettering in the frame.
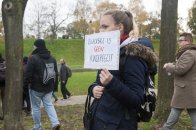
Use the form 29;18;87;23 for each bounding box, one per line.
90;54;113;63
88;38;105;45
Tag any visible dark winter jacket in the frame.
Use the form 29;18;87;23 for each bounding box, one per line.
0;62;5;86
137;37;157;82
23;63;29;94
89;43;158;130
0;54;4;63
59;64;68;82
25;48;58;93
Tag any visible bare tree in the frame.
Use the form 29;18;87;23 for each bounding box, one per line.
65;22;79;38
90;1;119;33
94;0;119;19
26;1;48;38
73;0;92;37
46;1;71;40
2;0;28;129
155;0;178;124
143;12;161;38
128;0;149;36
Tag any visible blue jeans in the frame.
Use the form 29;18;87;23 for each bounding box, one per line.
29;89;60;130
163;108;196;130
52;91;58;100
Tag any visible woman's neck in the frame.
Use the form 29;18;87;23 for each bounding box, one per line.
120;34;129;44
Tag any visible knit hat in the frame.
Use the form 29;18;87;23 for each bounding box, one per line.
34;39;46;49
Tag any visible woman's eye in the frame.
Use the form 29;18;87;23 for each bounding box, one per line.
101;25;108;29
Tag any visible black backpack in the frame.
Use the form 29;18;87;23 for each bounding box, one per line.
35;55;56;87
137;73;156;122
66;66;72;78
119;51;156;122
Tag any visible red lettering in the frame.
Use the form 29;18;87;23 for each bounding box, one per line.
94;46;104;52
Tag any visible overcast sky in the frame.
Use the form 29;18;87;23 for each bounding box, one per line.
24;0;194;30
113;0;194;31
0;0;194;20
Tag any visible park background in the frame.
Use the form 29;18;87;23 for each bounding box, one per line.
0;37;195;129
0;0;196;129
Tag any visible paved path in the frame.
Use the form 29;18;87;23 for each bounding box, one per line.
53;95;87;106
53;89;158;106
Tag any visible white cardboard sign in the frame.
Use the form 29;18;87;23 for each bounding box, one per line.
84;30;120;70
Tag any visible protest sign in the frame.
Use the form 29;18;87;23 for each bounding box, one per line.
84;30;120;70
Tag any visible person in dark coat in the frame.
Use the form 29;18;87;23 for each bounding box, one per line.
88;10;158;130
59;58;71;100
22;56;31;115
0;53;5;63
0;53;5;120
25;39;60;130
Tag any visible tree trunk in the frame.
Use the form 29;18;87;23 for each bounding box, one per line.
2;0;28;129
154;0;178;124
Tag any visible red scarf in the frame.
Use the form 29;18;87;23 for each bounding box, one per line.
120;34;129;44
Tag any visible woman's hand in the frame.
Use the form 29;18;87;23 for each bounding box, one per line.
99;68;113;86
93;86;104;99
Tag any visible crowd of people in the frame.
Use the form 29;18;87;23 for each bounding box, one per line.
0;9;195;130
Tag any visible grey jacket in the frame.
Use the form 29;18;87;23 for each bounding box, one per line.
59;64;68;81
165;44;196;108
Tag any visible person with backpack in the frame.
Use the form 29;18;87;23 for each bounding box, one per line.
59;58;71;100
25;39;60;130
163;32;196;130
87;10;158;130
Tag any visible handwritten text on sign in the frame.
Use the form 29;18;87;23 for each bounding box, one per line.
84;30;120;70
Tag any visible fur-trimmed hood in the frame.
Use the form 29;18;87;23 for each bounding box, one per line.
123;43;158;68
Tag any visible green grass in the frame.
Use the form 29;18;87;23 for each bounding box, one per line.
23;39;85;69
1;38;160;69
1;38;85;68
151;39;160;53
138;112;192;130
56;71;97;97
0;105;85;130
0;105;192;130
0;38;5;57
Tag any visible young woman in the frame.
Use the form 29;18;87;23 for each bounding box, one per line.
88;10;157;130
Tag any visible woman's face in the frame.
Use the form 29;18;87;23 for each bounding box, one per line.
99;15;123;34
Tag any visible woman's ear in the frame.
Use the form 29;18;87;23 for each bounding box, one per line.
118;23;124;35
